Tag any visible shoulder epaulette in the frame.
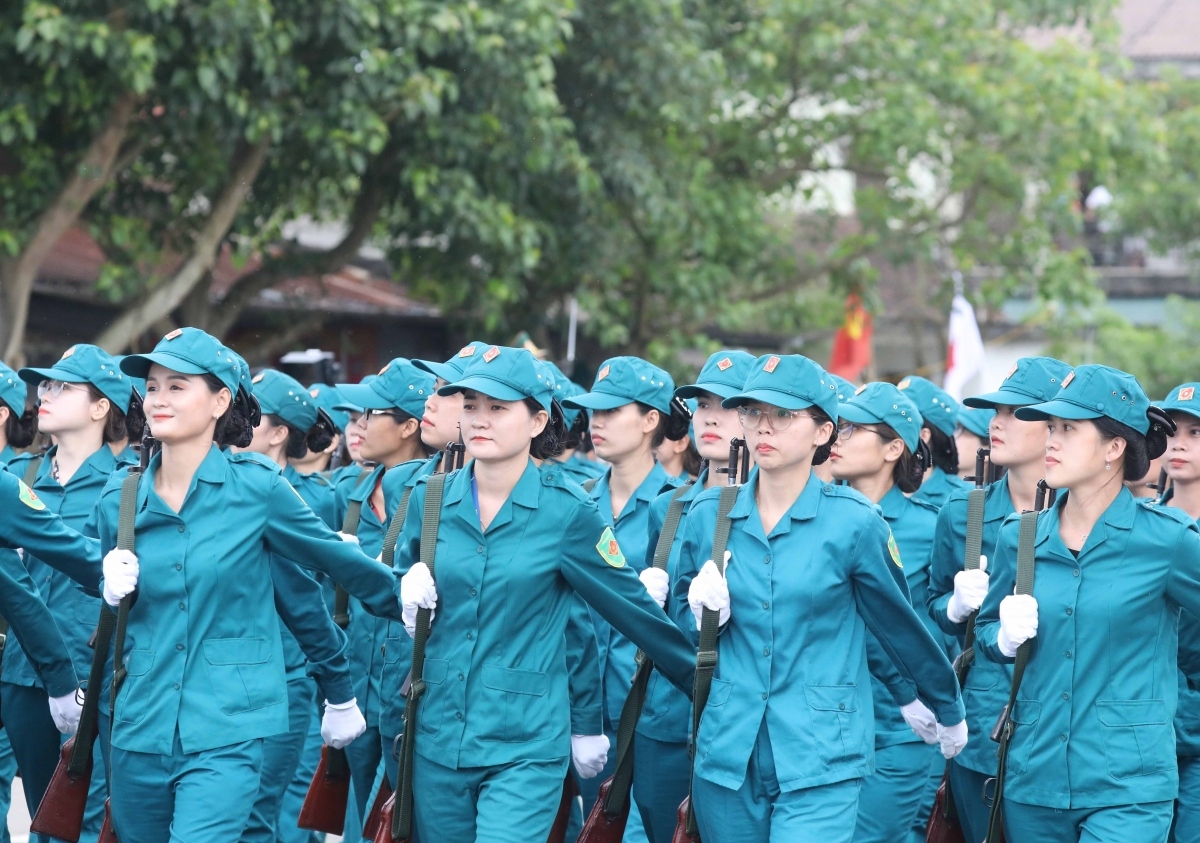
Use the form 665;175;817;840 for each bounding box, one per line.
305;472;332;488
907;495;942;515
1138;498;1195;526
229;452;282;473
542;469;592;502
822;482;876;509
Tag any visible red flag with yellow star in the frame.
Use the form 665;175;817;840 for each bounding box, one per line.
828;294;873;380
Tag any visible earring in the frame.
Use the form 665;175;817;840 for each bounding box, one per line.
1105;462;1111;471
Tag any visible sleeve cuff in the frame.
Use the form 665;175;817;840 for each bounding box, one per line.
935;697;966;727
570;705;604;737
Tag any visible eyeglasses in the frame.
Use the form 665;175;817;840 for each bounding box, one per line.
837;423;891;442
736;406;815;431
365;408;407;422
37;380;81;401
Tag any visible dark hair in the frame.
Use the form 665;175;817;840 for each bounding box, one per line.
680;437;703;478
1093;413;1168;483
2;400;37;449
810;406;838;466
528;398;565;460
925;423;959;475
875;422;927;494
83;382;134;445
638;398;692;449
562;408;589;450
268;409;338;460
201;374;254;448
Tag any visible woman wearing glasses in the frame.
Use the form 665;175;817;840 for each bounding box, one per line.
4;344;139;836
673;355;966;843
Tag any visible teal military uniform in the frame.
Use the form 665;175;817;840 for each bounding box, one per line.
0;444;15;465
671;355;964;843
899;375;970;508
913;467;968;508
975;365;1200;841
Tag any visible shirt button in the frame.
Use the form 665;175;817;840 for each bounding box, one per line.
179;603;185;611
466;633;474;641
1062;692;1070;701
762;692;768;700
470;588;477;597
1065;608;1073;615
455;712;463;720
1060;733;1068;742
173;683;180;690
763;648;770;656
1073;569;1080;577
176;644;183;651
762;601;769;609
1065;650;1073;659
477;546;484;553
177;525;185;533
838;703;846;711
175;564;182;571
764;555;771;564
458;673;465;681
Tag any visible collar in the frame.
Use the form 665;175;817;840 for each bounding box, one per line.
1036;486;1137;552
593;461;675;519
0;445;16;466
34;443;125;489
984;473;1017;523
728;469;822;523
139;445;228;516
443;457;542;510
878;483;908;520
348;462;387;503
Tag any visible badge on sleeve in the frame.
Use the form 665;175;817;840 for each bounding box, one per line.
596;527;626;569
887;533;903;568
18;480;45;511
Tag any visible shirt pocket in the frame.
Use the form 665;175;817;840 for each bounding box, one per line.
203;637;283;716
477;664;550;743
114;648;155;726
1095;699;1172;779
695;677;733;763
415;658;449;736
803;684;865;767
1007;699;1041;776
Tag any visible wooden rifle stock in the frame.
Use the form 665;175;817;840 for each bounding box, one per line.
30;735;93;842
924;773;966;843
362;775;391;841
297;745;351;835
546;769;580;843
670;797;698;843
578;778;629;842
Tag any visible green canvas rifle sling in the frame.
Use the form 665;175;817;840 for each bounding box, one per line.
333;467;373;629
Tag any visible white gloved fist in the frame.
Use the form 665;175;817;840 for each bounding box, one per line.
688;552;732;629
640;568;670;609
938;720;969;759
571;734;610;780
102;548;139;607
401;563;438;637
48;690;83;735
997;594;1039;658
901;699;939;744
322;698;367;749
337;532;360;545
947;556;989;623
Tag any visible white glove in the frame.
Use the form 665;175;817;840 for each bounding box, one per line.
640;568;670;609
571;734;610;779
688;552;732;629
48;690;83;735
337;532;360;545
997;594;1039;658
947;556;989;623
321;699;367;749
102;548;139;607
401;563;438;637
938;720;969;759
900;699;939;744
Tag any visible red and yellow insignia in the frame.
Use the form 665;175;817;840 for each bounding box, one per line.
597;365;610;381
1005;363;1018;380
855;383;868;395
596;527;625;568
716;358;733;371
310;389;320;398
18;480;45;511
165;328;183;340
898;378;912;390
61;346;76;359
1181;387;1196;402
1062;371;1074;388
252;372;265;384
483;346;501;363
379;363;391;375
764;356;781;374
459;346;477;358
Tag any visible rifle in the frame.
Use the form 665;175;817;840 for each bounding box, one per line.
31;431;151;843
670;438;751;843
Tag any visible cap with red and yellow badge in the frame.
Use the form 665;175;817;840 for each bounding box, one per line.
838;382;924;452
720;354;841;423
413;341;493;384
897;375;958;438
562;356;675;415
250;370;319;431
1158;383;1200;422
121;328;243;396
306;383;351;431
0;360;26;415
1015;364;1152;434
963;357;1072;411
21;343;135;413
675;350;756;401
437;346;556;410
336;359;435;419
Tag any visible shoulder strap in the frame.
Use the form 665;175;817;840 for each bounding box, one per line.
652;483;693;572
392;472;448;841
955;487;987;681
380;487;414;569
23;455;43;488
333;468;372;628
985;508;1039;842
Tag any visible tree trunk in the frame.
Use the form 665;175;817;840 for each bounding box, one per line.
93;138;271;353
0;92;139;366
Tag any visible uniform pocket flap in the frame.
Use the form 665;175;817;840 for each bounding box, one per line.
803;684;858;712
707;677;733;708
124;649;155;677
1010;699;1041;725
203;637;271;666
1096;699;1167;727
422;658;449;685
383;637;407;664
481;664;548;696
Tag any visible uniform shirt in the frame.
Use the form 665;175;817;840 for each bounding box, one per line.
4;445;133;689
588;462;679;728
912;466;968;509
1178;612;1200;758
0;445;17;466
545;455;604;488
0;470;99;696
976;488;1200;809
926;474;1017;775
392;459;695;770
90;445;400;756
671;473;965;794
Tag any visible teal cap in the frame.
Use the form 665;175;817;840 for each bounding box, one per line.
1162;383;1200;421
438;346;555;410
829;374;857;403
22;344;135;413
114;356;146;400
122;328;244;396
414;341;493;384
957;406;995;438
675;351;756;401
0;361;27;414
963;357;1072;410
838;383;924;452
307;384;351;431
563;357;675;415
332;374;377;414
721;354;840;422
898;376;959;437
250;370;318;430
337;360;435;419
1015;364;1151;434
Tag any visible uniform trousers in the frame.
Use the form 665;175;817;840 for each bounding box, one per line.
692;717;863;843
853;741;938;842
110;732;262;843
948;760;992;843
1173;755;1200;843
278;687;322;843
908;748;945;841
632;734;690;843
1003;798;1173;843
240;676;313;842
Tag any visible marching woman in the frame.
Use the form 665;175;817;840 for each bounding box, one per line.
0;360;36;466
331;359;435;823
975;364;1200;842
954;406;994;478
812;374;855;484
925;355;1070;840
290;383;351;477
561;356;691;818
5;343;136;837
541;361;606;486
1145;382;1200;842
898;375;969;507
393;346;697;843
634;349;755;843
825;382;947;843
673;354;966;843
88;328;400;843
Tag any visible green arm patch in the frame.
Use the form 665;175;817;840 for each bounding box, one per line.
887;533;903;568
18;480;45;511
596;526;626;569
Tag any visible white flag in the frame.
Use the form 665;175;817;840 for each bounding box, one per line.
943;294;985;400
